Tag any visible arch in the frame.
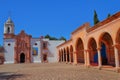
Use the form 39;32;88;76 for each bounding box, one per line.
7;27;10;33
20;53;25;63
75;38;84;63
116;28;120;44
99;32;115;66
88;38;98;66
64;48;66;62
66;47;70;62
61;49;64;62
70;45;73;62
58;50;61;62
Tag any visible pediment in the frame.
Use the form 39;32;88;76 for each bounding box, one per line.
15;30;31;39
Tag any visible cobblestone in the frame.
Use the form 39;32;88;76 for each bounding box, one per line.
0;63;120;80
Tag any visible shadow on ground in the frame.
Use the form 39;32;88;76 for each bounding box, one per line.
0;72;25;80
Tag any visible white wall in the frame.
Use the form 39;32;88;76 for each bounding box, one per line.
4;39;15;64
31;38;41;63
47;40;65;62
4;38;65;64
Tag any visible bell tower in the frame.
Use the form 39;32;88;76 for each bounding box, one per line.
4;17;15;38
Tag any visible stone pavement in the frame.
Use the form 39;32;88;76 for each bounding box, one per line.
0;63;120;80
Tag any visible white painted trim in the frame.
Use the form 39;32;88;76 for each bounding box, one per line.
4;61;14;64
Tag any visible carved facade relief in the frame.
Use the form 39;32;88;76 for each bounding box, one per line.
14;30;31;63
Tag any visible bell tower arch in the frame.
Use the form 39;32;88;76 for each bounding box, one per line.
4;17;15;38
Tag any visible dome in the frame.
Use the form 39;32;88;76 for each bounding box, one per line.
6;17;13;24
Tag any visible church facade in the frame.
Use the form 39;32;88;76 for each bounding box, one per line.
57;11;120;72
3;18;64;64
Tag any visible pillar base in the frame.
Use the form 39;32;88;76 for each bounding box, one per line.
98;66;102;70
73;63;77;66
115;67;120;73
86;65;90;68
66;61;68;64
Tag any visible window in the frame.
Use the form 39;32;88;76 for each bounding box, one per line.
35;43;37;45
43;42;47;49
8;43;11;46
7;27;10;33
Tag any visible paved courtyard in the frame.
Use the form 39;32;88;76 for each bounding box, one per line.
0;63;120;80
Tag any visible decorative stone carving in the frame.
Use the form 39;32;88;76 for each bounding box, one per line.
14;30;31;63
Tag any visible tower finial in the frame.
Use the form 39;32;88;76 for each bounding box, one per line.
8;10;11;18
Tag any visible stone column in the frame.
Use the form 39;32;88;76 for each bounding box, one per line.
66;53;68;63
63;53;65;62
60;53;62;62
73;51;77;65
58;52;60;62
85;50;90;67
97;48;102;69
14;47;18;63
69;52;72;63
84;50;87;66
114;45;119;72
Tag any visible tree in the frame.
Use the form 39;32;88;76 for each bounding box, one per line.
44;34;51;39
50;37;58;40
44;34;66;41
107;13;111;18
59;36;66;41
45;34;58;40
94;10;100;25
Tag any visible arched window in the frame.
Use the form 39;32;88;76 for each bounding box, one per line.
7;27;10;33
43;42;47;49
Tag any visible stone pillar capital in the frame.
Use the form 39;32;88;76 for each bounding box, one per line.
97;47;101;50
85;49;91;52
112;43;120;49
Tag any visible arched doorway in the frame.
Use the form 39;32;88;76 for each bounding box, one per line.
100;43;108;65
76;38;84;63
66;47;70;62
64;48;66;62
88;38;98;66
99;32;115;66
61;49;63;62
70;45;73;62
20;53;25;63
43;54;47;62
59;50;61;62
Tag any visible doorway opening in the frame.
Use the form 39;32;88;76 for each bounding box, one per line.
20;53;25;63
43;54;47;62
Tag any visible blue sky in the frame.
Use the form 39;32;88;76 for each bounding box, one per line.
0;0;120;45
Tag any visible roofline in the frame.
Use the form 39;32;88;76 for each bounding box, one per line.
57;39;72;48
71;22;90;35
87;11;120;32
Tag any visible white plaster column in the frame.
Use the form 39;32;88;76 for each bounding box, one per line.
97;48;102;69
